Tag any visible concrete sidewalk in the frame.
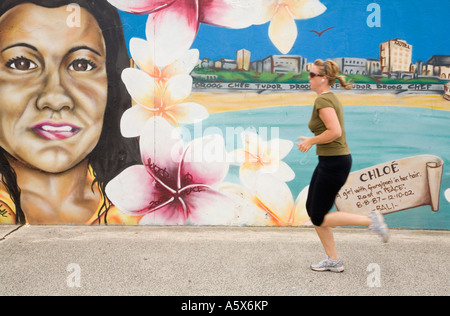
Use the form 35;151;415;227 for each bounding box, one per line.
0;225;449;296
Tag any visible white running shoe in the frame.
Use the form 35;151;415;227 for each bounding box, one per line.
310;256;345;273
369;210;389;243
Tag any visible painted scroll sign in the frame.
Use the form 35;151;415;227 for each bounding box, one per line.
335;155;444;216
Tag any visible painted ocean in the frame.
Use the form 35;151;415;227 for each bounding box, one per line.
190;105;450;230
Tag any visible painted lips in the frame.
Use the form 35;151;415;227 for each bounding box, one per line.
32;122;81;140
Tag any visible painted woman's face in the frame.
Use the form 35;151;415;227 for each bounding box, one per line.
0;4;108;173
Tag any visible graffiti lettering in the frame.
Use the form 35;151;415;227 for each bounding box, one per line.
193;82;442;93
290;84;311;90
408;84;431;91
255;83;282;90
394;40;411;49
360;162;400;182
376;84;403;90
194;82;224;89
228;82;250;89
336;156;443;216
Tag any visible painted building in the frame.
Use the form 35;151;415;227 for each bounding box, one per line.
366;58;382;76
236;49;251;72
380;39;413;74
333;57;369;75
424;55;450;79
215;58;237;71
261;55;304;74
201;58;214;69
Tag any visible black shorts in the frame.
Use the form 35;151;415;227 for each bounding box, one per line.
306;155;352;226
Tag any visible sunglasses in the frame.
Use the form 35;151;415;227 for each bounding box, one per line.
309;72;325;78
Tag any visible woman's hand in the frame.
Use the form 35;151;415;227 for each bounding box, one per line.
297;136;314;153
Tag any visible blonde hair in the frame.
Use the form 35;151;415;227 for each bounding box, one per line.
314;59;353;90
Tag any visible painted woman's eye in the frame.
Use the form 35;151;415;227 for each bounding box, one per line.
69;59;97;72
6;57;38;71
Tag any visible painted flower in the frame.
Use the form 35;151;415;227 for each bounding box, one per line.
108;0;261;67
108;0;326;57
219;175;310;226
229;130;295;187
120;36;207;137
256;0;327;54
106;117;236;225
120;67;209;137
130;38;200;84
106;0;178;14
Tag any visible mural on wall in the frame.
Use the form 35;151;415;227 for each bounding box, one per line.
0;0;449;229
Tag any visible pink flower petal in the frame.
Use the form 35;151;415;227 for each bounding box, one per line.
181;135;229;186
107;0;177;14
105;165;164;216
183;189;237;225
141;188;237;225
139;173;235;226
146;0;200;68
139;200;187;225
139;116;184;183
199;0;262;28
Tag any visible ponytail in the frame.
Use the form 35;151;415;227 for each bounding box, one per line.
314;59;353;90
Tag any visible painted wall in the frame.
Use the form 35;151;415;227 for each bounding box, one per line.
0;0;449;229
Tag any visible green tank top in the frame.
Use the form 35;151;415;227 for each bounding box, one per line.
308;93;351;156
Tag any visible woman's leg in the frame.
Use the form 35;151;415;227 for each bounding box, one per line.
307;156;354;265
321;212;371;227
314;226;338;261
314;212;371;262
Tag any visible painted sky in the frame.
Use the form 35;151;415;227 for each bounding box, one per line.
119;0;449;64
